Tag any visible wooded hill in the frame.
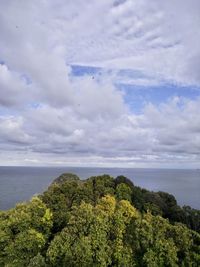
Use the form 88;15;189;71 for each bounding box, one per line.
0;173;200;266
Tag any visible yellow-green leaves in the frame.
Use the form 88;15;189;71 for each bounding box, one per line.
116;183;132;202
0;197;52;266
1;174;199;266
47;196;138;267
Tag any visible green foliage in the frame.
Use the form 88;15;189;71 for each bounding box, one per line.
1;173;199;266
181;206;200;232
137;213;179;266
86;175;115;204
41;180;79;231
132;186;146;210
28;253;47;267
143;202;163;216
115;175;134;189
52;172;80;185
47;195;138;267
0;197;52;266
168;223;200;266
42;173;200;233
41;174;115;232
5;228;46;266
116;183;132;202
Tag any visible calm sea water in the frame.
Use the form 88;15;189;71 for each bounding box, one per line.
0;166;200;210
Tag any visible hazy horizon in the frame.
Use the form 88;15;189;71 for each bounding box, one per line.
0;165;199;170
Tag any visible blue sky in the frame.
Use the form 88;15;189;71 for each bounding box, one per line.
71;64;200;113
0;0;200;168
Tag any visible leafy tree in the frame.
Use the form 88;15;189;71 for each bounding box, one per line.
115;175;134;189
0;197;52;266
131;186;146;210
111;198;139;266
47;195;138;267
86;175;115;204
128;212;179;266
116;182;132;202
52;172;80;184
1;173;200;266
47;198;110;266
168;222;200;266
182;206;200;232
143;202;163;216
28;253;47;267
4;229;46;267
41;178;80;232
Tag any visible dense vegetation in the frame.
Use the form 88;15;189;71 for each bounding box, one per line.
0;173;200;266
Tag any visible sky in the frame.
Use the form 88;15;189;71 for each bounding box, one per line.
0;0;200;168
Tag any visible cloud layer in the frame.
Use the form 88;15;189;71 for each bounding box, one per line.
0;0;200;167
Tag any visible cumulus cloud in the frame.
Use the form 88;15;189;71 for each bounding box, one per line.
0;0;200;167
0;116;32;145
0;64;31;107
1;96;200;168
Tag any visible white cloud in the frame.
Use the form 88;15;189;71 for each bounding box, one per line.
0;116;32;144
0;64;31;106
0;0;200;167
1;0;200;86
0;96;200;168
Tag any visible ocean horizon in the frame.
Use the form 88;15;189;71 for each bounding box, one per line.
0;166;199;211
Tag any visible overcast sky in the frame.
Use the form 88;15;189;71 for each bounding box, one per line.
0;0;200;168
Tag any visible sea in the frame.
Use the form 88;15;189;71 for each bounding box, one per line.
0;166;200;210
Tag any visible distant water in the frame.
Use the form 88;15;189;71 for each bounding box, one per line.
0;166;199;210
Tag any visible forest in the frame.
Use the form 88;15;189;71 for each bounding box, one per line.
0;173;200;266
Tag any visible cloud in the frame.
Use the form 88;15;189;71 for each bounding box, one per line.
0;116;32;145
1;95;200;168
1;0;200;86
0;0;200;167
0;63;31;107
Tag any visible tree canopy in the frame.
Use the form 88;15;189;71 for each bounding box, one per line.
0;173;199;266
